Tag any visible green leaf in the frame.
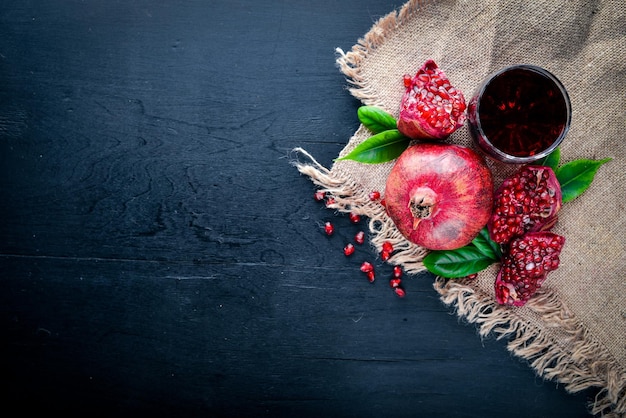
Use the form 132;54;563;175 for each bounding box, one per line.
471;227;502;260
423;246;497;278
556;158;611;203
357;106;397;133
336;129;410;164
532;147;560;170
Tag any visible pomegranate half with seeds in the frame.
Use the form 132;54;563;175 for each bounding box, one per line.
384;143;493;250
398;60;467;140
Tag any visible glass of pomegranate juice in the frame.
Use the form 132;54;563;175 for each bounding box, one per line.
468;64;571;164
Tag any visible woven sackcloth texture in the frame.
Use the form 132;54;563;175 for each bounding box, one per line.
293;0;625;416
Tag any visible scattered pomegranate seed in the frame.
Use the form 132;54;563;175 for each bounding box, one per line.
382;241;393;253
389;278;402;288
325;197;336;207
354;231;365;245
464;273;478;280
393;265;403;279
369;190;381;201
394;287;406;298
381;250;391;262
360;261;374;273
380;198;386;207
349;212;361;223
366;271;375;283
324;221;334;236
343;243;355;256
314;190;326;201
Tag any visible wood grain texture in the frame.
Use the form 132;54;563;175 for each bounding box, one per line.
0;1;595;417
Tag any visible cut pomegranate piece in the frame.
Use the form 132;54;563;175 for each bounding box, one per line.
398;60;467;140
495;232;565;307
488;165;562;245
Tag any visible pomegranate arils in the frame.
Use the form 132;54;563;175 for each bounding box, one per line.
343;243;355;256
354;231;365;245
366;271;375;283
324;221;334;236
325;197;336;208
394;287;406;298
369;190;381;201
382;241;393;253
314;190;326;201
495;232;565;307
360;261;374;273
389;278;402;288
393;265;403;279
488;166;562;245
381;251;391;262
349;212;361;223
398;60;467;140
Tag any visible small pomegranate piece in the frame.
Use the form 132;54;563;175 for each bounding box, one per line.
349;212;361;223
369;190;381;201
314;190;326;201
325;197;336;207
360;261;374;273
354;231;365;245
398;60;467;140
385;143;493;250
382;241;393;253
392;265;403;279
366;271;375;283
389;278;402;288
381;251;391;262
495;232;565;307
488;165;562;245
324;221;334;236
343;243;355;256
394;287;406;298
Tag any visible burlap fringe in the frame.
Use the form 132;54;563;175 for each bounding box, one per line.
335;0;425;107
434;278;626;417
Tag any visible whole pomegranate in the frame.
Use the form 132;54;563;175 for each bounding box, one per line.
488;165;562;245
397;60;467;140
495;232;565;306
384;143;493;250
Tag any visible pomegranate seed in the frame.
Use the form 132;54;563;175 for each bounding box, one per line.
382;241;393;253
354;231;365;245
324;221;334;236
393;265;403;279
369;190;381;201
314;190;326;201
349;212;361;223
366;271;375;283
360;261;374;273
380;198;386;207
343;243;355;256
389;278;402;288
464;273;478;280
381;250;391;262
325;197;336;207
394;287;406;298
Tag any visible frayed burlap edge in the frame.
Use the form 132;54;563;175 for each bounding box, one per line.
292;0;626;416
434;278;626;418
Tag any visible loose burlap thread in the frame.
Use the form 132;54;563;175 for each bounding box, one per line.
293;0;625;416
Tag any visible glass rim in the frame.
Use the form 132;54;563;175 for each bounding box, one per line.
472;64;572;164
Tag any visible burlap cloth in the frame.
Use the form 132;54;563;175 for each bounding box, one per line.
294;0;626;416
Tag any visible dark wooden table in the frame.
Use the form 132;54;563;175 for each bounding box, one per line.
1;1;597;416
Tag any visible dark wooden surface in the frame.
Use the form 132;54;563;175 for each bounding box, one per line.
1;1;596;417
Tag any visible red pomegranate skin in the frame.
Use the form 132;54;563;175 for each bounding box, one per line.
384;143;493;250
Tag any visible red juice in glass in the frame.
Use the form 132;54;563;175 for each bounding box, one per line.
468;65;571;164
